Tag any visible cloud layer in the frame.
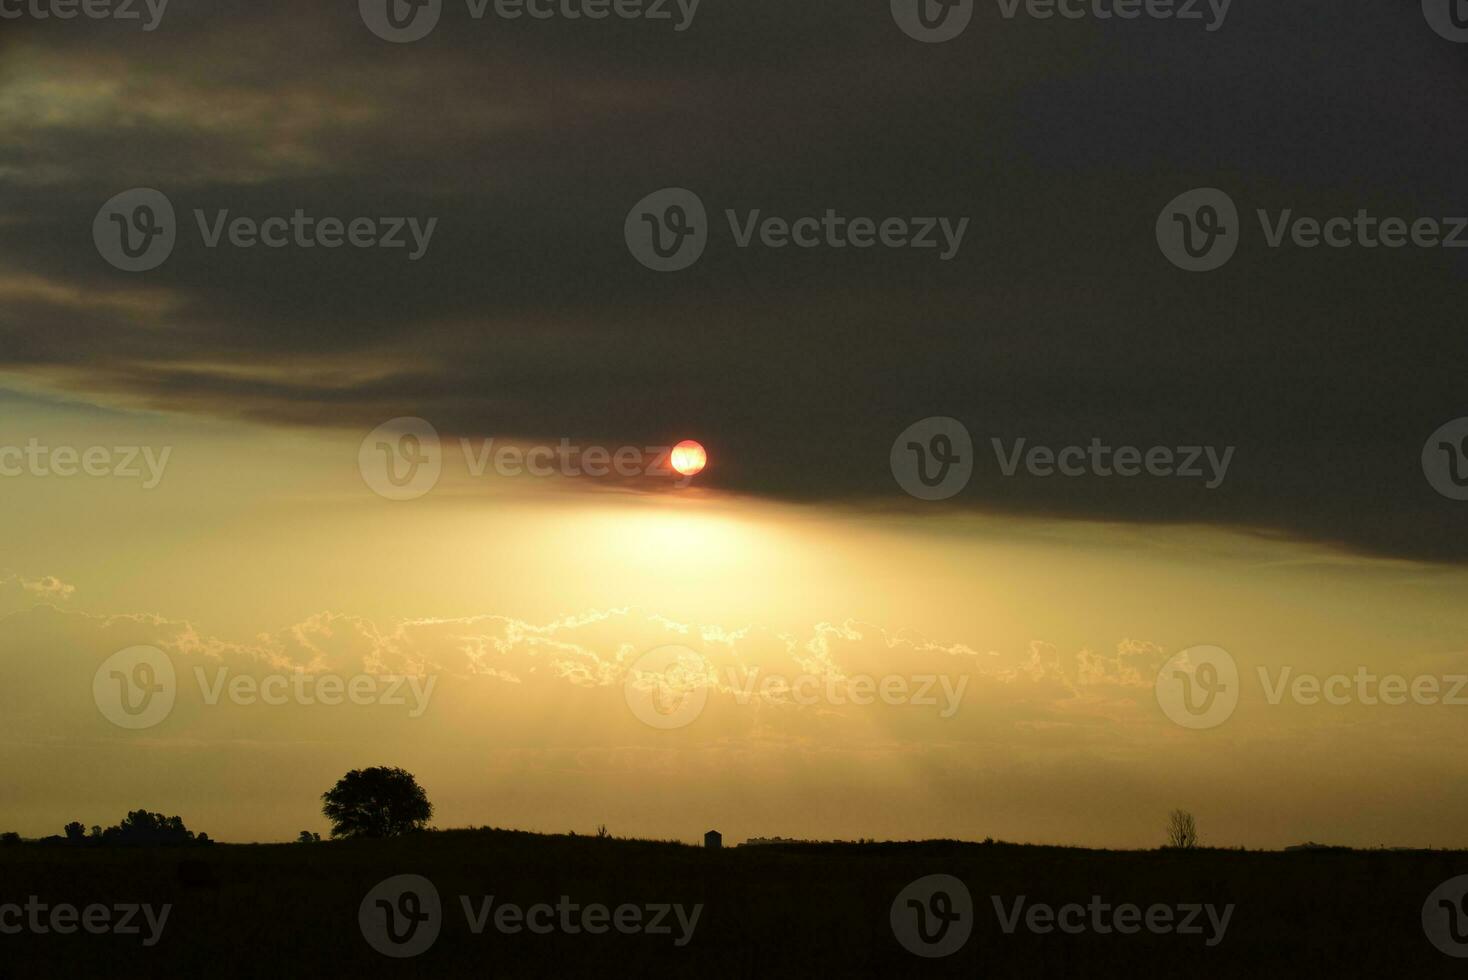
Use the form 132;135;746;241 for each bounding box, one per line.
2;4;1466;563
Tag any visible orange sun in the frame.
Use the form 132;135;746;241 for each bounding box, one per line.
670;440;708;477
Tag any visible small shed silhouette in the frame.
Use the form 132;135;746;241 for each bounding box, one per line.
704;830;722;849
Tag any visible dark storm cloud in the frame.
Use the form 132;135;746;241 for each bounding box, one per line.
0;1;1465;560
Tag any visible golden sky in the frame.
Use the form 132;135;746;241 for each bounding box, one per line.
3;3;1467;850
3;388;1466;848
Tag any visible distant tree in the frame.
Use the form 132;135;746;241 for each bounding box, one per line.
0;832;20;845
297;831;321;844
1166;809;1199;849
321;767;432;839
64;822;86;841
89;826;102;839
102;810;199;845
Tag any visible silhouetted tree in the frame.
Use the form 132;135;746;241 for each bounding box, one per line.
297;831;321;843
102;810;198;845
64;822;86;841
0;832;20;845
1166;809;1199;849
321;767;432;839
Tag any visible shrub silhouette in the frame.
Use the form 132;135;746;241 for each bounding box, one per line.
321;767;432;839
102;810;202;845
64;821;86;841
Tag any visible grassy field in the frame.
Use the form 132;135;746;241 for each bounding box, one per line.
1;829;1465;977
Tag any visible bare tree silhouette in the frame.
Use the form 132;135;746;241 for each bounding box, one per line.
1166;809;1199;849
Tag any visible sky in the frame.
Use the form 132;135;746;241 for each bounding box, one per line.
0;1;1466;847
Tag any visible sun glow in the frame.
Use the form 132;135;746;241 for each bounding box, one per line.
670;440;707;477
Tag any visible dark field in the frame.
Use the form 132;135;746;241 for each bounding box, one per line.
2;830;1467;977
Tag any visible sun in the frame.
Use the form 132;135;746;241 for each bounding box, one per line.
670;440;708;477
